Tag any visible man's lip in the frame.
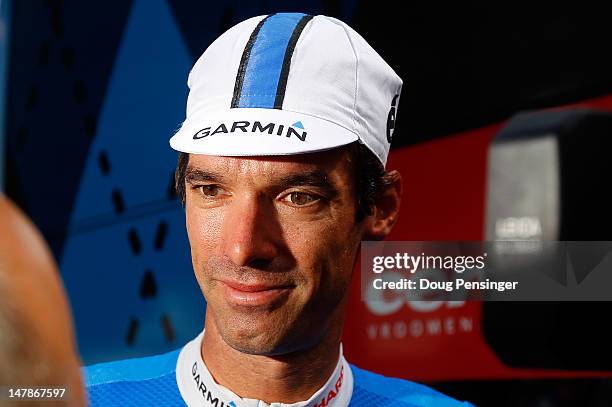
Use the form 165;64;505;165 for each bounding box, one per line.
219;280;294;293
218;279;295;307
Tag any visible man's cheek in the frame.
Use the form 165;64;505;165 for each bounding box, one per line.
184;206;200;243
284;218;338;245
187;210;223;247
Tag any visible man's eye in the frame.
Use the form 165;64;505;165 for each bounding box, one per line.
198;185;227;197
284;192;318;206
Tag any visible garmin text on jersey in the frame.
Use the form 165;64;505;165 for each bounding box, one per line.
192;362;236;407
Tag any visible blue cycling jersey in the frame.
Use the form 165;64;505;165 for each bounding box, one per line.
85;331;472;407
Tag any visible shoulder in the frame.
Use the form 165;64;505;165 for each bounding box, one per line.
84;348;185;407
350;364;473;407
84;348;181;386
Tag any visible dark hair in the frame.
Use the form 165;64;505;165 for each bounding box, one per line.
174;142;396;221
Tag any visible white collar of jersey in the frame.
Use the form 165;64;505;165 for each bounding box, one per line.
176;330;354;407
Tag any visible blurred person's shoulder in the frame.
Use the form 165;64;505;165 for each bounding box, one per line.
84;348;185;406
350;364;474;406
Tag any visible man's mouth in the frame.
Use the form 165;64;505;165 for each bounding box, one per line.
218;279;295;307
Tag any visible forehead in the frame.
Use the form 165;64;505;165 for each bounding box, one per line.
186;147;353;181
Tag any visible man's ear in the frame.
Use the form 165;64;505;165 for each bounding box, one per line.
363;170;402;240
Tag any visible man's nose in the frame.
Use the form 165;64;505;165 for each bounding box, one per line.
221;195;279;268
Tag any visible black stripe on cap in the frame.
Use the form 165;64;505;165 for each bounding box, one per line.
231;14;275;108
274;14;314;109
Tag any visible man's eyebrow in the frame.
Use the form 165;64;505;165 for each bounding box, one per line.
275;170;339;197
184;167;339;197
184;167;226;184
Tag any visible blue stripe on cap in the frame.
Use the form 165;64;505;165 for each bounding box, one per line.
236;13;306;109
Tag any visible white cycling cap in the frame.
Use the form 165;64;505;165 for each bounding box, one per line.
170;13;403;166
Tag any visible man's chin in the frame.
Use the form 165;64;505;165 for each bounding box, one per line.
218;323;286;355
206;293;312;355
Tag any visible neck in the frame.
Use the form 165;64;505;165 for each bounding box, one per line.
201;312;344;404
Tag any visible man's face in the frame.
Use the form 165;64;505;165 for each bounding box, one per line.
184;148;365;355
